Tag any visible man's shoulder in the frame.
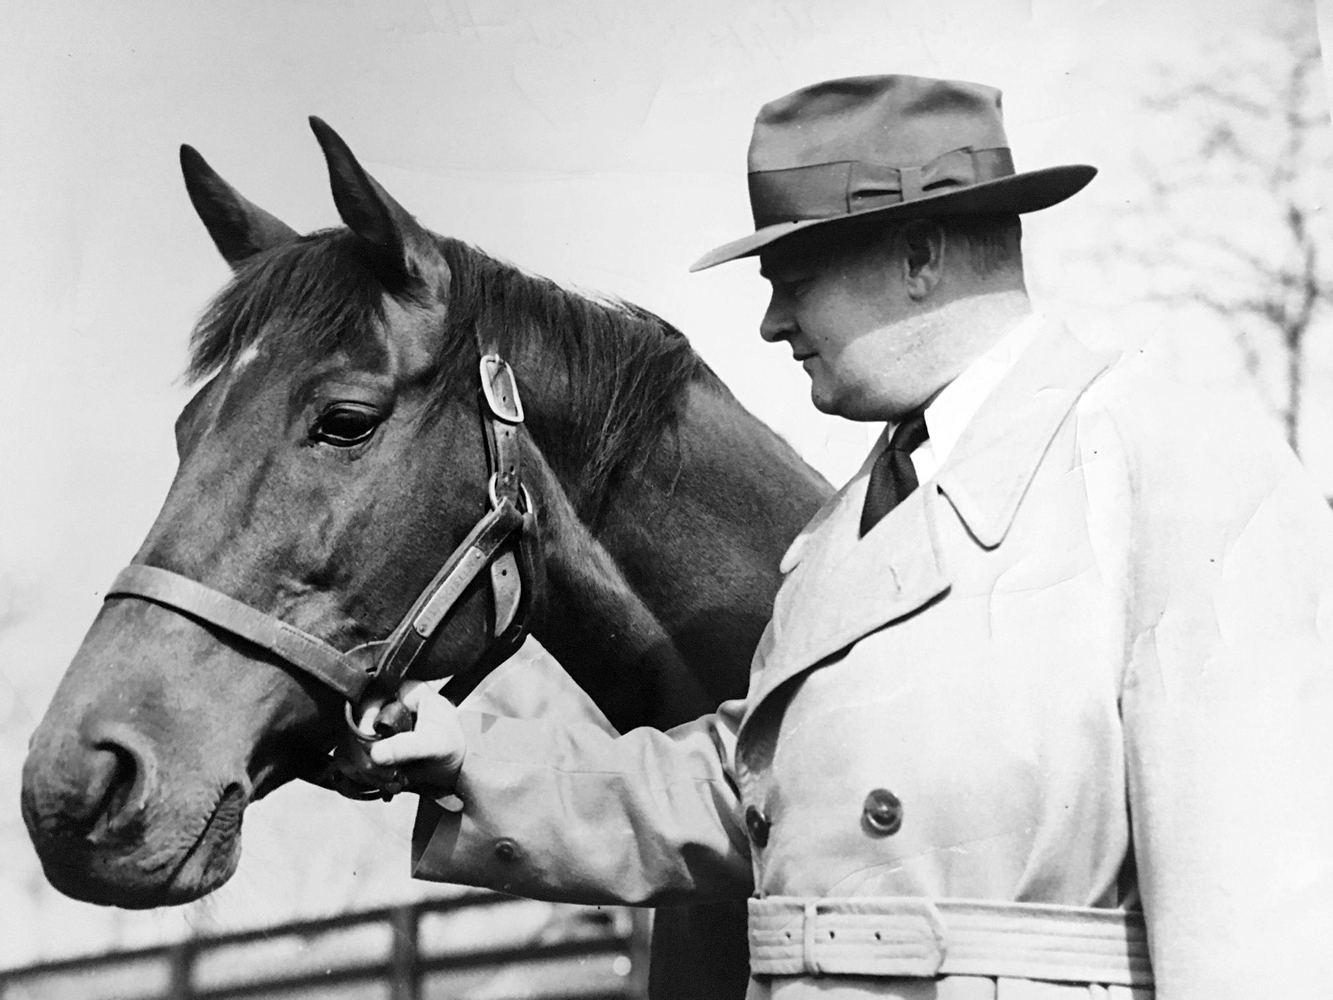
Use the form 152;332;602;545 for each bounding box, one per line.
987;319;1283;486
1065;331;1327;520
1076;336;1278;460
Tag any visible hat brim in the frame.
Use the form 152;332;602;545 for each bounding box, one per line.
689;164;1096;272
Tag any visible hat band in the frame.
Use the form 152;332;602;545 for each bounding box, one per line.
749;146;1015;229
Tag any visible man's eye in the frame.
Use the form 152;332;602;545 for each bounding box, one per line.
311;404;381;446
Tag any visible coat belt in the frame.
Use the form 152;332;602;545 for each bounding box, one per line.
748;897;1153;987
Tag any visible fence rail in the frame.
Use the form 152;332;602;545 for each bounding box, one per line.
0;892;651;1000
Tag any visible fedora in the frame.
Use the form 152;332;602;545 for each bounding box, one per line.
690;74;1096;271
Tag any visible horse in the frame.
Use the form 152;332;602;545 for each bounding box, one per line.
20;119;832;999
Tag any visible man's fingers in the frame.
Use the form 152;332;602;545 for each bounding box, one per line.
366;682;465;793
369;729;463;768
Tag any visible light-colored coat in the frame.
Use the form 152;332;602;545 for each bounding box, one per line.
412;323;1333;998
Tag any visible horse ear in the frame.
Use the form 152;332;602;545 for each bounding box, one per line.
180;145;300;268
308;116;450;293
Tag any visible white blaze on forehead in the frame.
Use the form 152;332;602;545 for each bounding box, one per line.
232;342;262;372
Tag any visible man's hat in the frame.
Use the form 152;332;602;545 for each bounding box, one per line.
690;74;1096;272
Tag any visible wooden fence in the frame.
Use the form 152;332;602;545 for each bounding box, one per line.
0;893;651;1000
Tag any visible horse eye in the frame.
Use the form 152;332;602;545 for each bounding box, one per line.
311;404;381;446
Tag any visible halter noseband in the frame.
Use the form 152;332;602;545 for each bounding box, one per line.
103;352;542;800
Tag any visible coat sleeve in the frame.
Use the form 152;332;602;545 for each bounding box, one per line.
409;697;754;906
1114;380;1333;997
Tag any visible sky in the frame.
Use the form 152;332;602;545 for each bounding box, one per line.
2;0;1330;970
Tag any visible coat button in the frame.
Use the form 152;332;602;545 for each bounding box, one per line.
745;805;771;848
861;789;903;836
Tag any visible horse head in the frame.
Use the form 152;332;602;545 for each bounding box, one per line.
21;120;547;907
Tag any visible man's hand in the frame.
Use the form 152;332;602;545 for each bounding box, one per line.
368;680;466;797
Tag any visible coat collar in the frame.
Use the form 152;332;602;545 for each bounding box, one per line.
934;320;1115;548
747;322;1116;716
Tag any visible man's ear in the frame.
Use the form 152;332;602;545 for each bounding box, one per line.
899;219;946;300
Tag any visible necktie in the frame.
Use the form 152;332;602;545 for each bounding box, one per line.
859;409;929;537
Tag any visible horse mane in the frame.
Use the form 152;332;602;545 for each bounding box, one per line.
188;229;722;519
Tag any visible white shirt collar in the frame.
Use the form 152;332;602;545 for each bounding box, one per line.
879;310;1044;484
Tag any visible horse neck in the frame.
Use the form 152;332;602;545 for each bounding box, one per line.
530;376;832;730
525;454;719;731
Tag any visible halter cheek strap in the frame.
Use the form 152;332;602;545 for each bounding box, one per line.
370;489;529;688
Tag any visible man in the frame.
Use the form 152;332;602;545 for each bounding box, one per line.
375;75;1333;997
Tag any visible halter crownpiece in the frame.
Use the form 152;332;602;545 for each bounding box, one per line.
104;350;542;800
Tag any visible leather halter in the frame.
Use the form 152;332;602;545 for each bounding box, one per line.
103;352;542;799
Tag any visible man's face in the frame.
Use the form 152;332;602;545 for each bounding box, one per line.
759;227;923;421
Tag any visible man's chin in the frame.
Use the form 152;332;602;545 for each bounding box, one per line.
809;387;875;422
808;382;840;416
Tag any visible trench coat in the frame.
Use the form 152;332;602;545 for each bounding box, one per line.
412;322;1333;998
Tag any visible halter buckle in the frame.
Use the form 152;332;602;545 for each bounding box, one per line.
488;476;534;515
480;354;525;424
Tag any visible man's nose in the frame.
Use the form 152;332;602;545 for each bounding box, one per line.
760;295;794;343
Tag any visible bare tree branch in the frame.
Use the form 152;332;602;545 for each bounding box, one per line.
1094;0;1333;455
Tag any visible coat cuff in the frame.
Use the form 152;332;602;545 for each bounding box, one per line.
408;708;752;904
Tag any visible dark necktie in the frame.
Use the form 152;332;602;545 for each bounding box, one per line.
859;409;930;537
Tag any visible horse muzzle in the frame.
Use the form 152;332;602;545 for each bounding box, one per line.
21;723;249;908
20;598;285;907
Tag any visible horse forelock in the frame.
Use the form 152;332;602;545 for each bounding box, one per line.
188;230;389;384
188;227;720;520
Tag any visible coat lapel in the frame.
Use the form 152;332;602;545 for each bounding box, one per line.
747;322;1117;717
752;479;949;708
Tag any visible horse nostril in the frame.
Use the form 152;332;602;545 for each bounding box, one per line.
83;723;159;837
